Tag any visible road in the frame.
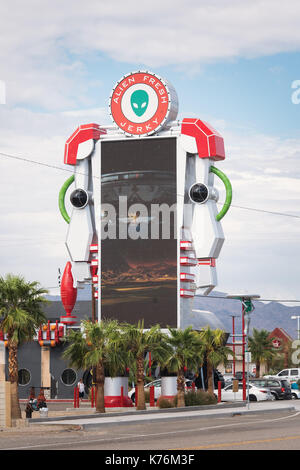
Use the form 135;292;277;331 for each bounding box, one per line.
1;402;300;451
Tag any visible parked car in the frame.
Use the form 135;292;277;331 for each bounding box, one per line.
249;378;292;400
128;378;193;403
234;371;255;381
264;368;300;384
214;382;274;402
223;374;235;385
215;370;225;389
290;387;300;400
194;368;225;390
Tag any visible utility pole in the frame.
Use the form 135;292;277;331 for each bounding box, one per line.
91;283;96;323
291;316;300;340
227;294;260;407
231;315;236;376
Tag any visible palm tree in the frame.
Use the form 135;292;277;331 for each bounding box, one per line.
63;319;124;413
0;274;48;419
121;321;168;411
198;327;233;395
163;327;203;407
248;328;275;378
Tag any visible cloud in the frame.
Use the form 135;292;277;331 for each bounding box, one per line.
1;1;300;298
2;0;300;109
0;104;300;298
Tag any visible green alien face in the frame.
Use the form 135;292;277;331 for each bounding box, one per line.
130;89;149;117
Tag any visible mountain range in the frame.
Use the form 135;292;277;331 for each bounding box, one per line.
48;287;299;340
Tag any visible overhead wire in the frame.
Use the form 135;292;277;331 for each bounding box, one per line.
1;149;300;302
1;150;300;220
195;294;300;304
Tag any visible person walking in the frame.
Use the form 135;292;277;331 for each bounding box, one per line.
78;378;85;401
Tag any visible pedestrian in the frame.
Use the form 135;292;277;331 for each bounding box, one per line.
25;401;34;418
78;378;85;401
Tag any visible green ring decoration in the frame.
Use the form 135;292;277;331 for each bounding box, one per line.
58;174;75;223
210;166;232;221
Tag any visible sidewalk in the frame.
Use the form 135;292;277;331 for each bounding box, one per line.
28;401;296;430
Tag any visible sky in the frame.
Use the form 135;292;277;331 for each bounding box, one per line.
1;0;300;303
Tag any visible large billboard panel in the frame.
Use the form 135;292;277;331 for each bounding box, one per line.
100;137;177;328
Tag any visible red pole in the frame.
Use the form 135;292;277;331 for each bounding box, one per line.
232;315;236;376
91;386;94;408
149;386;155;407
218;381;222;403
242;301;246;401
120;386;124;407
74;387;79;408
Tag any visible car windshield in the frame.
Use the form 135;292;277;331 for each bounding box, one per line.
250;380;267;387
268;380;280;386
145;380;161;387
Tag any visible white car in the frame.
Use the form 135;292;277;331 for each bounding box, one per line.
128;378;193;403
215;382;274;402
264;368;300;384
291;390;300;400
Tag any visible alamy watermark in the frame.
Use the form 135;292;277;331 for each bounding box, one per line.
100;198;183;240
0;80;6;104
291;80;300;104
291;340;300;365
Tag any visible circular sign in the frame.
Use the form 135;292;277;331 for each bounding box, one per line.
109;71;178;136
272;339;281;349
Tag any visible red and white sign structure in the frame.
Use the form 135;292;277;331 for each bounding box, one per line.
60;70;232;329
109;71;178;136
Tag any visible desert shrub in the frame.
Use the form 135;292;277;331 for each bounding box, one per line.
157;396;175;408
173;390;217;407
186;390;217;406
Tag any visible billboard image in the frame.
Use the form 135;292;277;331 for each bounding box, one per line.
100;137;177;328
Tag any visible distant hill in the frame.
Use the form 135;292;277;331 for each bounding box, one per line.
46;283;93;302
47;288;299;339
193;293;299;340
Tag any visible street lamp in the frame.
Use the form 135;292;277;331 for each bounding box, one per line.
291;316;300;340
226;294;260;407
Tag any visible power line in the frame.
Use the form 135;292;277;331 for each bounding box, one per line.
0;151;100;179
220;202;300;220
195;294;300;303
1;149;300;220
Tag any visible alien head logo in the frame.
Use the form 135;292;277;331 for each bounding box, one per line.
130;89;149;117
110;71;178;136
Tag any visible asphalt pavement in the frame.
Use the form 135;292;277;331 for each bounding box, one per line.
2;400;300;451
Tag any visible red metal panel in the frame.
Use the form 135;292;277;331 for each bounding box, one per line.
181;118;225;161
64;123;106;165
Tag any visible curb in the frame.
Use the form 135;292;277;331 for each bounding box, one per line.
29;402;247;424
28;402;297;427
78;406;296;430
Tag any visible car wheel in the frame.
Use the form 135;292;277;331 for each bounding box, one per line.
291;393;298;400
249;394;257;402
271;392;278;400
